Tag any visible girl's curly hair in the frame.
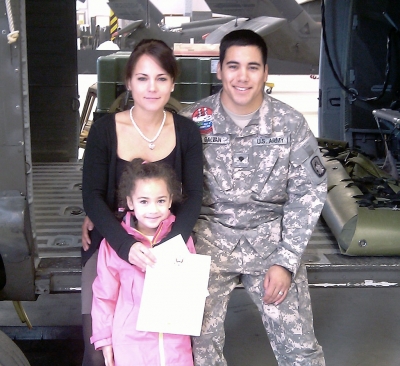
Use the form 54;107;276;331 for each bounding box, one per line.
117;158;183;214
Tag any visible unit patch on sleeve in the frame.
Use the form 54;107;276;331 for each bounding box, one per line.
310;156;326;178
192;107;214;135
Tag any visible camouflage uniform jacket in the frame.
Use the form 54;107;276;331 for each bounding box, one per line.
180;91;327;277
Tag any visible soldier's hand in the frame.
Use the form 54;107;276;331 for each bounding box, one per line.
262;265;291;305
128;242;157;271
82;216;94;251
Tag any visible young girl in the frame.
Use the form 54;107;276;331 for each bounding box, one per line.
90;159;195;366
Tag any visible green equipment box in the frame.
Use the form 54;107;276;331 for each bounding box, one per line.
96;52;222;112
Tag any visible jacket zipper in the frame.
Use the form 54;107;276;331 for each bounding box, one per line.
124;212;165;247
159;332;166;366
152;222;164;247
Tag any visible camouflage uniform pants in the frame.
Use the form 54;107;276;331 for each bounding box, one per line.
192;235;325;366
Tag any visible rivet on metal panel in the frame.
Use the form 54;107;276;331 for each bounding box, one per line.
25;162;31;174
358;239;367;247
59;206;84;216
348;88;358;103
54;241;69;247
72;183;82;191
63;206;84;216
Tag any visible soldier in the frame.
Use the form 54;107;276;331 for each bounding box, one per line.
180;29;327;366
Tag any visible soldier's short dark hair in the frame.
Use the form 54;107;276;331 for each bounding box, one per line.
124;39;178;85
219;29;268;66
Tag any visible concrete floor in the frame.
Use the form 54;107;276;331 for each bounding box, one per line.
225;287;400;366
1;286;400;365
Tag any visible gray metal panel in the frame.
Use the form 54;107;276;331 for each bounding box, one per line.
0;0;36;300
0;192;32;262
319;0;400;158
204;0;321;66
26;0;79;162
108;0;163;24
205;0;280;20
205;16;286;44
318;0;352;142
32;163;84;294
205;0;306;22
0;0;30;195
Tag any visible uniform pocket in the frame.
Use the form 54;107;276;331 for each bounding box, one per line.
250;148;280;194
203;143;233;192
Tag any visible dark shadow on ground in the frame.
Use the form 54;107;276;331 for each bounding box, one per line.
14;340;84;366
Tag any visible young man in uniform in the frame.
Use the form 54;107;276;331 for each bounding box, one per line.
180;29;327;366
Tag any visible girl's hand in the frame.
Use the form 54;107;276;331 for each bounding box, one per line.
128;242;157;271
102;345;115;366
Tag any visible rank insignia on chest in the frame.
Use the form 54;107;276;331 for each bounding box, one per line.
233;153;250;167
253;135;288;146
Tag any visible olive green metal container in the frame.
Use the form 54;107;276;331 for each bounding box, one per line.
96;53;222;112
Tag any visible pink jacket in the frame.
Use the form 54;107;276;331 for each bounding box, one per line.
91;213;195;366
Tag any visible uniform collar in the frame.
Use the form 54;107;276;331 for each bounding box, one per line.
212;90;273;136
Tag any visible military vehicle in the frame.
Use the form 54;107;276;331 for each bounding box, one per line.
0;0;399;365
107;0;322;74
0;0;82;364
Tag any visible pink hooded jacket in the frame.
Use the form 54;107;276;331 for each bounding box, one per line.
91;212;195;366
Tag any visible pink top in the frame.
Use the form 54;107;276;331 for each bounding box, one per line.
91;212;195;366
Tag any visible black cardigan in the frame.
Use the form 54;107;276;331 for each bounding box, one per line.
81;113;203;265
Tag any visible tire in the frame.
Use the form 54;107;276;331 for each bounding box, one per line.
0;330;31;366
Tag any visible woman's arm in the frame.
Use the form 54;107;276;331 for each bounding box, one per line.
82;116;136;261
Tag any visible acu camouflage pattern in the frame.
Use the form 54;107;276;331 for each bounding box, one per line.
180;91;326;366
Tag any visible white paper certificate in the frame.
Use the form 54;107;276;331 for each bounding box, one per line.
136;235;211;336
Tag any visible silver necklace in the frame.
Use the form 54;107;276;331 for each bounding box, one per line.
129;106;166;150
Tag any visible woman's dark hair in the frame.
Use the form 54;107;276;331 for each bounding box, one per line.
118;158;183;212
219;29;268;66
124;39;179;85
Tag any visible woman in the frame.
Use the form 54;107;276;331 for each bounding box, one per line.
81;39;203;366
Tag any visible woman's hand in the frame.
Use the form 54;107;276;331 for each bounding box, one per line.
81;216;94;251
102;345;115;366
128;242;157;271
